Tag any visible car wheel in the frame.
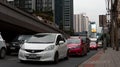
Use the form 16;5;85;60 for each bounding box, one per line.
65;50;69;60
0;48;6;59
54;52;59;64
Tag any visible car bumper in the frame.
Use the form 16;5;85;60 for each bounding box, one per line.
90;47;97;49
18;49;55;62
69;48;83;56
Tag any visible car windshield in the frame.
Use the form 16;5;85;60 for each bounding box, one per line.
12;35;32;42
67;38;81;44
18;35;32;40
27;34;55;43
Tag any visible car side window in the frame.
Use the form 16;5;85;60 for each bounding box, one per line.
56;35;60;45
56;35;65;45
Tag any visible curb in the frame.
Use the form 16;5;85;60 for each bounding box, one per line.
78;50;103;67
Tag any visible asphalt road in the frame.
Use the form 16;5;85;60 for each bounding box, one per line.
0;50;98;67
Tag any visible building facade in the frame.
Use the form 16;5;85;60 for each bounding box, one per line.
73;14;89;33
63;0;73;31
54;0;63;27
13;0;36;13
9;0;53;13
74;14;82;32
54;0;73;33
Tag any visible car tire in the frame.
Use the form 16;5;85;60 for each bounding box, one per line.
65;50;69;60
54;52;59;64
0;48;6;59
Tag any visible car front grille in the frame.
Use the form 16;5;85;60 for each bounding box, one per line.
25;49;43;53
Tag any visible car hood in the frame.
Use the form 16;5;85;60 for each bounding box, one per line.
67;44;80;48
23;43;54;50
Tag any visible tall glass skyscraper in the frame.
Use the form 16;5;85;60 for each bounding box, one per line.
54;0;73;32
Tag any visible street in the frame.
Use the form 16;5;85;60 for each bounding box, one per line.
0;50;97;67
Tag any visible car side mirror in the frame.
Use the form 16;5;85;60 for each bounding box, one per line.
59;41;64;44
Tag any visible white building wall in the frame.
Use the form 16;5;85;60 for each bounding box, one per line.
73;14;89;33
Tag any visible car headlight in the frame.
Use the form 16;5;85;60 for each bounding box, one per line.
45;45;55;51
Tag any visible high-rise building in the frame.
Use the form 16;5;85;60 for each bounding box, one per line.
63;0;73;31
74;14;82;32
54;0;64;27
84;16;89;32
13;0;36;13
7;0;14;6
74;14;89;33
36;0;53;12
1;0;7;3
35;0;42;12
9;0;53;13
54;0;73;32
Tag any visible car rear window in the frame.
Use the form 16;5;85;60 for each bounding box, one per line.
67;38;81;44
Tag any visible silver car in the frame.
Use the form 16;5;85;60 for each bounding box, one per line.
0;33;6;59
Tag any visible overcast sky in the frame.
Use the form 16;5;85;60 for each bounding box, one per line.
74;0;107;32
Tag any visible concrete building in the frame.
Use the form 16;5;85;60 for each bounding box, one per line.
1;0;7;2
84;16;89;32
36;0;53;12
8;0;53;13
74;14;82;32
7;0;14;6
73;14;89;33
42;0;53;11
13;0;36;13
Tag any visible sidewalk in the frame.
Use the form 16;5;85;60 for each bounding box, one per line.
78;48;120;67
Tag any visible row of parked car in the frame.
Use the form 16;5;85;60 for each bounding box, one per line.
0;34;32;59
0;33;100;64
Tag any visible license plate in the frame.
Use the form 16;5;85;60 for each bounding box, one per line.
28;54;37;58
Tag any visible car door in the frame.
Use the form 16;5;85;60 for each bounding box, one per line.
60;36;67;58
56;35;66;59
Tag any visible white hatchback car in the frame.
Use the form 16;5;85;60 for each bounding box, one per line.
18;33;69;63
